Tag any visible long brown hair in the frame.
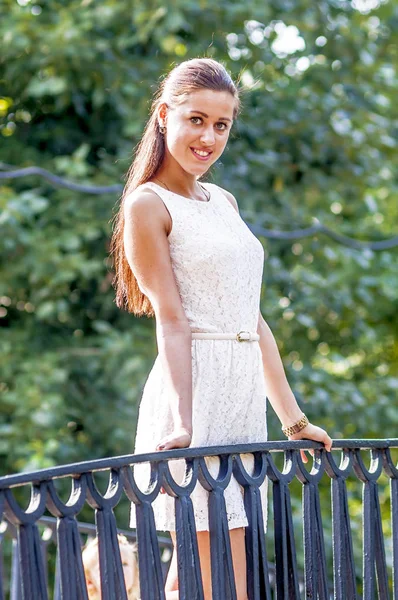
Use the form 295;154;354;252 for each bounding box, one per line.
110;57;241;317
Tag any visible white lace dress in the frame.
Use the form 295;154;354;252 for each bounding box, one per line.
129;181;268;532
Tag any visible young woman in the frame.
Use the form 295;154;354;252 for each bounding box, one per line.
111;57;332;600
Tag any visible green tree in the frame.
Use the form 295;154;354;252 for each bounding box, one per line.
0;0;397;585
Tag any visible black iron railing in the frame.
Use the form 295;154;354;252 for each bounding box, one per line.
0;439;397;600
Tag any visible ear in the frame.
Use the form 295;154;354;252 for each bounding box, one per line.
157;102;168;125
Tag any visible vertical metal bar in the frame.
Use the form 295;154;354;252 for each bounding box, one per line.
96;510;115;600
391;477;398;600
221;503;238;600
244;485;272;600
285;487;301;600
302;482;329;599
135;502;165;600
273;480;288;598
331;476;357;600
175;497;189;597
273;480;300;599
10;538;22;600
109;515;129;600
254;486;272;600
363;480;376;600
208;487;227;600
53;548;61;600
175;495;204;600
381;446;398;600
0;539;3;600
56;516;89;600
186;499;205;599
244;485;260;599
95;508;129;600
313;485;329;600
303;483;317;599
0;493;3;600
40;537;49;596
72;525;89;600
57;517;78;600
33;525;49;600
17;523;48;600
208;487;237;600
372;482;390;599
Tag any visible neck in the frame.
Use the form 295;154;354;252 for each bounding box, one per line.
153;174;209;202
154;153;202;197
154;174;199;195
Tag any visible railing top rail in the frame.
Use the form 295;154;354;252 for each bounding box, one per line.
0;438;397;490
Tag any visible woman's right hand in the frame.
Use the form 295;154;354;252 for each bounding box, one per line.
155;427;192;494
155;427;192;452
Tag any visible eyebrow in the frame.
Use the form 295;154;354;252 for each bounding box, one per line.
189;110;232;122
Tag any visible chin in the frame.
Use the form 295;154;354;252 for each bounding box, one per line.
188;164;211;175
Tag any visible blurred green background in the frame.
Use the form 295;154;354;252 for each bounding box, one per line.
0;0;397;589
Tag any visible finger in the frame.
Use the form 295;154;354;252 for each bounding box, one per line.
300;450;308;463
322;435;333;452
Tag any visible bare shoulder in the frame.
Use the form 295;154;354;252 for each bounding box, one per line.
124;184;172;235
212;184;240;214
123;184;187;325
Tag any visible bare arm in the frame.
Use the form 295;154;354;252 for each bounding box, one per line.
123;189;192;448
256;313;303;426
218;185;332;454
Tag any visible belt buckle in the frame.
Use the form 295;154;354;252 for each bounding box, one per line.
236;330;251;342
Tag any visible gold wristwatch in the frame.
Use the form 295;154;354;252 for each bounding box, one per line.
282;414;309;437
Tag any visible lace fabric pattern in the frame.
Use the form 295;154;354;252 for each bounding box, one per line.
129;182;268;531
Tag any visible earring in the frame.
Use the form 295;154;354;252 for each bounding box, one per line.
159;124;166;134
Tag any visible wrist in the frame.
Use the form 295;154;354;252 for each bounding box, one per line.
280;409;306;430
174;422;193;436
281;413;309;437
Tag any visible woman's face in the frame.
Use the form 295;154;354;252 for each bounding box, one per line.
159;89;235;176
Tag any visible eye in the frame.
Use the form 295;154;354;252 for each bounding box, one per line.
216;122;228;130
190;117;202;125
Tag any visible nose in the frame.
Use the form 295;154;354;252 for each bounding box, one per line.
200;125;215;146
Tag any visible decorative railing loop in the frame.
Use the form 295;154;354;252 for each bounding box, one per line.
352;447;383;483
381;447;398;479
162;457;199;498
295;447;326;485
122;461;163;504
324;447;353;480
266;449;297;484
197;453;233;492
46;476;87;519
4;482;48;526
86;469;124;511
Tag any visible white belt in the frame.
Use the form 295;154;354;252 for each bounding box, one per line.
191;330;260;342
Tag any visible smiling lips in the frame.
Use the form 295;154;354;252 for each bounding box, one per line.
190;147;213;161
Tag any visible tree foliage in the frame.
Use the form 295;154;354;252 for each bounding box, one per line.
0;1;397;559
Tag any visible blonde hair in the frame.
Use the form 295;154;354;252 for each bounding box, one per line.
110;57;241;317
82;534;140;600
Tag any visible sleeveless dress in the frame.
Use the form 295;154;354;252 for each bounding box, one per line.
129;181;268;532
